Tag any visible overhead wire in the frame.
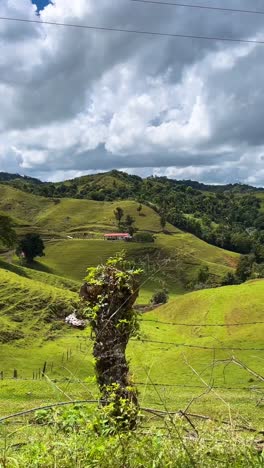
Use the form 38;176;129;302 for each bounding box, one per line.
134;338;264;351
140;319;264;327
0;15;264;45
129;0;264;16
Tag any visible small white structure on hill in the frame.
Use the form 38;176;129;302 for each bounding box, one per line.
65;312;87;329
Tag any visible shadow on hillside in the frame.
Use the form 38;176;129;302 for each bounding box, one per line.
0;259;28;277
0;257;54;276
25;261;54;274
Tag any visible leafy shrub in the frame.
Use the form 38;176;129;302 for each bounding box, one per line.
151;289;169;305
221;271;238;286
133;232;155;243
197;265;210;284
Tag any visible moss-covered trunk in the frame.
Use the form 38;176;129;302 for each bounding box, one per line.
79;255;141;428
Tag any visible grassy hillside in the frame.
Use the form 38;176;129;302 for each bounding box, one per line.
0;184;239;301
0;184;172;235
147;279;264;340
37;235;238;302
1;171;263;260
0;258;80;292
0;277;263;426
0;268;78;346
35;198;170;234
130;279;264;421
0;184;51;225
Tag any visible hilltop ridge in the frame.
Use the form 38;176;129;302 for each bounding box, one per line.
1;169;264;193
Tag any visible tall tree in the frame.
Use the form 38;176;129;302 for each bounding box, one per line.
124;214;136;236
235;255;254;282
0;215;17;248
16;233;45;263
114;207;124;226
160;213;167;231
137;204;142;215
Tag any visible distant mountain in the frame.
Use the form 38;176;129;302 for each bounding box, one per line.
0;172;42;184
0;170;263;197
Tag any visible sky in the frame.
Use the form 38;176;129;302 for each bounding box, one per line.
33;0;51;13
0;1;264;185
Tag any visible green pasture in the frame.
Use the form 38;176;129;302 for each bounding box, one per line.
0;184;172;235
0;267;263;427
36;235;237;302
0;259;79;292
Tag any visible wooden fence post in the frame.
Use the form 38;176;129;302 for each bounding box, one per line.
42;362;47;378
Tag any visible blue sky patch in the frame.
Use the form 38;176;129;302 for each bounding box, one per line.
32;0;51;13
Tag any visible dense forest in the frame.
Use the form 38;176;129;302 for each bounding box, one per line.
1;170;264;261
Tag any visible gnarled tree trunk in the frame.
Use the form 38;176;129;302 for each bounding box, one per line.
80;260;140;428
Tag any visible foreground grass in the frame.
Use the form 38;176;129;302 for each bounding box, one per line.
1;408;262;468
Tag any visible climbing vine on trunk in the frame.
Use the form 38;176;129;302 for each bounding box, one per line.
79;252;142;429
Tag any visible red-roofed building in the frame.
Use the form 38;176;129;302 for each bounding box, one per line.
104;233;132;241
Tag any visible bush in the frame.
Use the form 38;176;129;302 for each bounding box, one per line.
133;232;155;243
221;271;238;286
151;289;169;305
235;254;255;282
197;265;210;284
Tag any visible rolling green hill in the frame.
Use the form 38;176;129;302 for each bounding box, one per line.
35;198;170;234
0;273;263;426
0;175;262;427
0;184;170;235
37;235;238;302
0;258;80;292
147;279;264;339
0;184;51;225
1;169;264;196
0;268;78;346
0;184;239;300
133;279;264;385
